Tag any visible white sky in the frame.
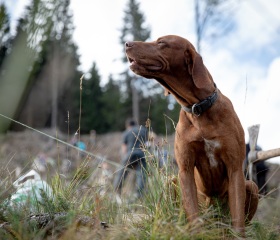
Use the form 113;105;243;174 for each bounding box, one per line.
4;0;280;163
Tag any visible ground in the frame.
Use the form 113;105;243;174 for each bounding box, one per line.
0;128;280;237
0;128;279;198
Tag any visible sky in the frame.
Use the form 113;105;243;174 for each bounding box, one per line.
3;0;280;163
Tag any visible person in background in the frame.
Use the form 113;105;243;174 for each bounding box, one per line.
113;118;148;200
71;135;87;158
245;143;269;196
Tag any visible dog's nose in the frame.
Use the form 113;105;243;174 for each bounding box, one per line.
125;42;134;48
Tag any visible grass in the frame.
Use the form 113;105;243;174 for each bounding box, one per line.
0;133;279;239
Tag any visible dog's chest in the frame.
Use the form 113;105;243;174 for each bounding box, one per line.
203;139;220;167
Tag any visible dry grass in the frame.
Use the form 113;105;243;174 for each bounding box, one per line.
0;129;279;239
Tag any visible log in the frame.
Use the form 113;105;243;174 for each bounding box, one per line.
253;148;280;163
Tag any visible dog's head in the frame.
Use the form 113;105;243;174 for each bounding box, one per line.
125;35;214;103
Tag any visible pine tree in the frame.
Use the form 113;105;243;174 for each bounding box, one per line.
80;63;105;134
119;0;151;124
0;3;11;67
101;75;125;132
9;0;81;131
57;68;82;133
119;0;180;134
0;4;38;132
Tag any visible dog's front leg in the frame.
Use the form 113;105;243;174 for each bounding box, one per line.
228;169;246;234
178;167;199;221
175;113;200;222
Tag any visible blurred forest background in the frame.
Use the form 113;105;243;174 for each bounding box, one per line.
0;0;238;135
0;0;186;135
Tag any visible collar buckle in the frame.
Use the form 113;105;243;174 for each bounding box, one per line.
191;103;201;116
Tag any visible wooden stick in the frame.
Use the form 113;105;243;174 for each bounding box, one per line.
248;124;260;181
252;148;280;163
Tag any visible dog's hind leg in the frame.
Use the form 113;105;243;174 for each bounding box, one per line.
245;180;259;222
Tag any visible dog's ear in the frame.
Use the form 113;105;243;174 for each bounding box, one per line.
185;49;211;89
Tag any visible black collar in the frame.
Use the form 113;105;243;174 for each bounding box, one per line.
181;87;218;116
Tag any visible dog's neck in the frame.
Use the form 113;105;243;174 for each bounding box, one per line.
181;85;218;116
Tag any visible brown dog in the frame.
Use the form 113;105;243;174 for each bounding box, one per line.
125;35;259;235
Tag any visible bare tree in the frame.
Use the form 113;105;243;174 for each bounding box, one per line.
194;0;238;53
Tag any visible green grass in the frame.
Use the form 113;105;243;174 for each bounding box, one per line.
0;137;279;239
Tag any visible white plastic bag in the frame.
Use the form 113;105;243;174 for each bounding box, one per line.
9;170;52;209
